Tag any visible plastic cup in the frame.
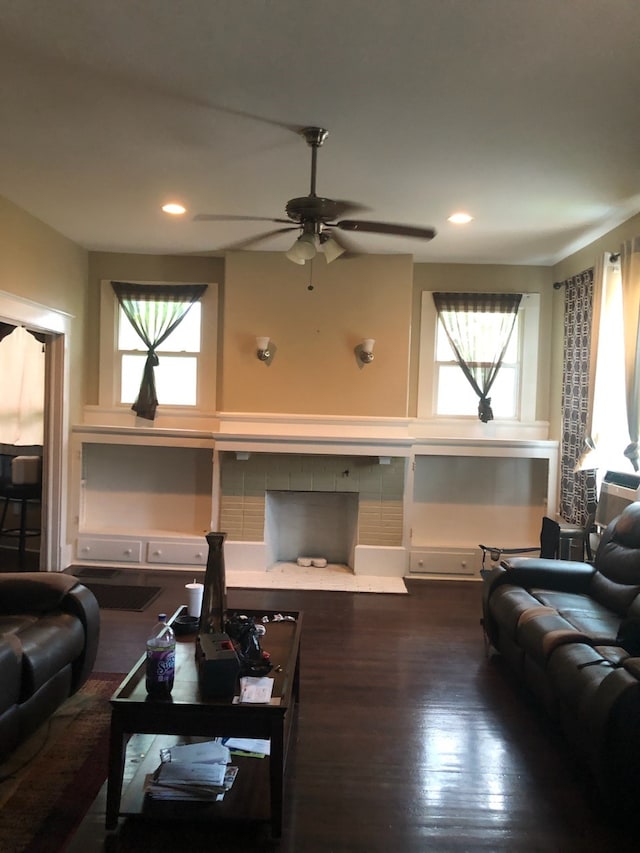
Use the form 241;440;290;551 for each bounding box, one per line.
185;581;204;617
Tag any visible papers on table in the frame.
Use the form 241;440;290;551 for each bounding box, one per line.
219;736;271;757
160;740;230;765
238;676;274;704
145;739;236;803
144;735;272;803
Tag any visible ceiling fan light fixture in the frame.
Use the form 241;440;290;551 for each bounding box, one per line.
320;236;345;263
286;232;317;264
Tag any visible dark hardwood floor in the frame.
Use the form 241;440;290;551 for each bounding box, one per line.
68;572;635;852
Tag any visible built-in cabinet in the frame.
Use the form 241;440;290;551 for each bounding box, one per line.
70;418;559;579
71;427;215;570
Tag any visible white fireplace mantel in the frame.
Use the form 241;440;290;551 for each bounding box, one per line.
70;409;559;579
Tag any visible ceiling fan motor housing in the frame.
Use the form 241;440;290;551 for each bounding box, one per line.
285;196;340;226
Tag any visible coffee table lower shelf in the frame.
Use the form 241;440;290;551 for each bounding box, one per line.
119;734;272;825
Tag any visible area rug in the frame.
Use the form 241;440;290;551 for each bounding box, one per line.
227;563;408;593
82;582;162;611
0;672;123;853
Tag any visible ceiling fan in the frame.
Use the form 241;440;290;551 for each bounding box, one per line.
194;127;437;264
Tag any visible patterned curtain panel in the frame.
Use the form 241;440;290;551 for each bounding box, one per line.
559;269;598;525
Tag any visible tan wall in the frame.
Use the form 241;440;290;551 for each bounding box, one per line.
410;263;553;419
222;252;413;416
0;195;88;424
86;252;225;406
552;212;640;282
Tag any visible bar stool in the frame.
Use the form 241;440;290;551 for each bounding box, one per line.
0;455;42;570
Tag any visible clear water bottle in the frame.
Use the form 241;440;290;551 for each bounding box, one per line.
145;613;176;699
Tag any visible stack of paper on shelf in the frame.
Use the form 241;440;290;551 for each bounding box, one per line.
145;740;237;802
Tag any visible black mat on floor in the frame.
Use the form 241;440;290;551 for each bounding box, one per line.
74;567;120;579
82;582;162;611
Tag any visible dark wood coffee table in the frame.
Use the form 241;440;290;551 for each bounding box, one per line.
105;609;302;837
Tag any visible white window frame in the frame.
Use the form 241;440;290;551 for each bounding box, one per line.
98;280;218;415
417;291;539;423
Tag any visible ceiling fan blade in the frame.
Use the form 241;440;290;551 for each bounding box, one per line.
336;220;437;241
194;213;292;224
219;226;299;251
330;200;370;219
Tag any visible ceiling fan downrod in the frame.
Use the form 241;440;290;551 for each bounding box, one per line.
300;127;328;197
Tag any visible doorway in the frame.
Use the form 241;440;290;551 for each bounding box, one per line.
0;326;45;569
0;290;71;571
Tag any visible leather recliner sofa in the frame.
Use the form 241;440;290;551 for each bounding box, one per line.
482;502;640;816
0;572;100;762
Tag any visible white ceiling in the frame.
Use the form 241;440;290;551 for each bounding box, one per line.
1;0;639;265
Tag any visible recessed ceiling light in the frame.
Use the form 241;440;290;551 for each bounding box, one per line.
448;212;473;224
162;202;187;215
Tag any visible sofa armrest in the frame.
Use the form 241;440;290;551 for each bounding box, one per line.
492;557;596;593
61;582;100;689
0;572;79;614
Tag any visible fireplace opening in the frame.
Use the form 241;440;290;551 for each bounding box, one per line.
265;490;359;570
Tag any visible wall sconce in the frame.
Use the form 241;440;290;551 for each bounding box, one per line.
357;338;375;364
256;336;272;362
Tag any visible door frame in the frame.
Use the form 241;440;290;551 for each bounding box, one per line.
0;289;72;572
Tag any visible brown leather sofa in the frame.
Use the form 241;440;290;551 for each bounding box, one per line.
0;572;100;762
482;502;640;816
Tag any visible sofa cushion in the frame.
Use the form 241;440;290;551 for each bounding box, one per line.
529;589;621;641
516;609;592;665
18;614;85;697
589;572;640;616
546;643;616;715
0;614;38;635
595;503;640;585
0;638;21;713
487;585;547;640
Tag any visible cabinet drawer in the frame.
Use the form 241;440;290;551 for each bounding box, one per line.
409;548;478;576
77;537;142;563
147;541;207;566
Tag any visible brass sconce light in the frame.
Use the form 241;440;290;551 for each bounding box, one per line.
256;336;271;362
357;338;375;364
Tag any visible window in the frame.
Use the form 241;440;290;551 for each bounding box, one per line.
98;280;218;417
435;307;521;418
118;300;201;406
418;291;540;423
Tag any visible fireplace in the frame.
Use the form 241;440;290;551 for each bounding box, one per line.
218;450;407;578
265;490;359;569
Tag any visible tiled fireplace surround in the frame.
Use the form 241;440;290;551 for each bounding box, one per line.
219;452;405;576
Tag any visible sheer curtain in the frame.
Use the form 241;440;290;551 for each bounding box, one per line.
619;238;640;471
432;292;521;422
576;254;627;482
112;282;207;421
0;326;45;445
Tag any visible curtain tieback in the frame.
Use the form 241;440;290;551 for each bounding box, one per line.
624;441;639;472
478;396;493;424
147;350;159;367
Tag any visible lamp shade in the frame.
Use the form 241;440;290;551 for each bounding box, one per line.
321;236;345;264
286;232;317;263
